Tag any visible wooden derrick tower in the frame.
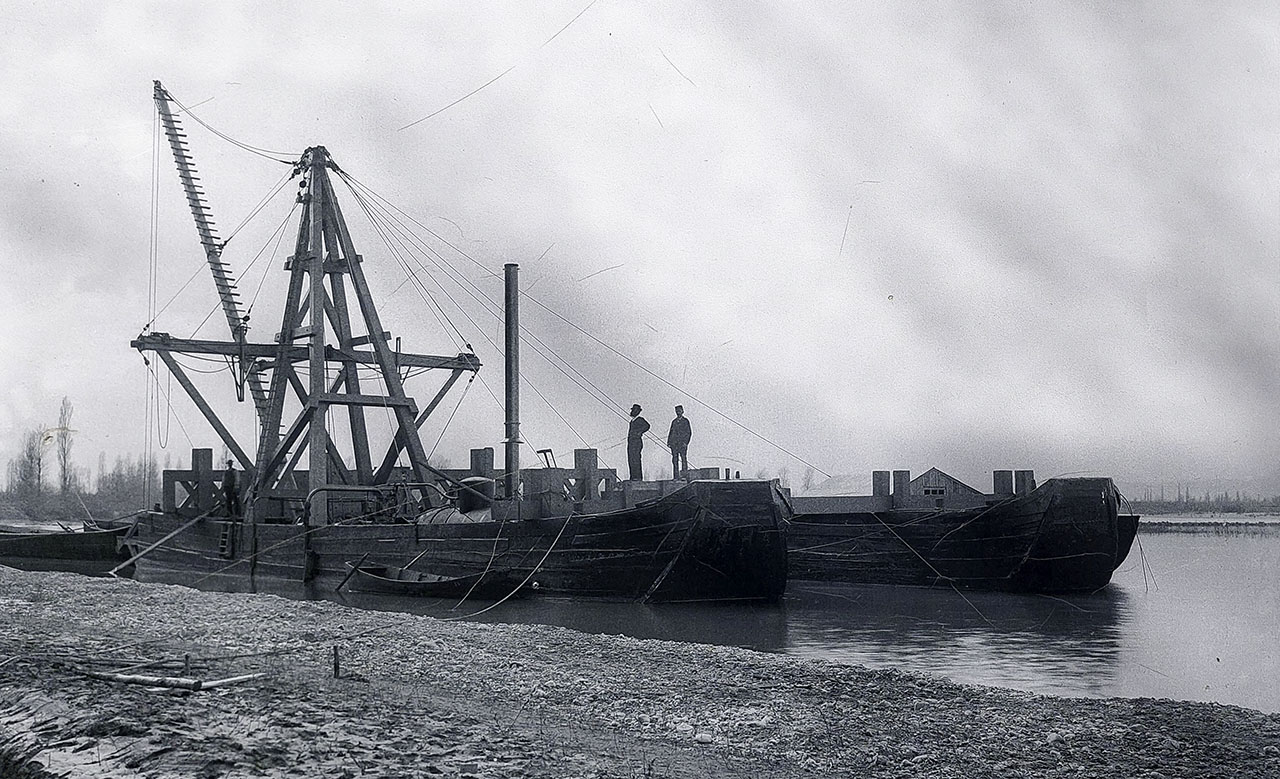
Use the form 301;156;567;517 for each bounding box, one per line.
135;84;480;524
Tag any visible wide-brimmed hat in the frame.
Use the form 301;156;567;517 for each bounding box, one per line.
630;404;642;415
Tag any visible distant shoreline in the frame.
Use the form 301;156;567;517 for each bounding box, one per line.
1137;517;1280;534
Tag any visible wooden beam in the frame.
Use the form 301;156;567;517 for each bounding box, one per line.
256;193;314;498
345;332;391;348
323;240;372;483
320;168;435;484
283;366;353;488
307;150;330;526
314;392;415;408
256;398;316;490
133;334;479;371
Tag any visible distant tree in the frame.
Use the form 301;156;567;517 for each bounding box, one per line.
777;466;790;489
96;453;161;512
56;397;75;495
802;467;815;493
15;426;47;499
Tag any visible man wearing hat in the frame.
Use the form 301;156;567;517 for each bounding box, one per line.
627;404;650;481
222;459;241;517
667;405;691;479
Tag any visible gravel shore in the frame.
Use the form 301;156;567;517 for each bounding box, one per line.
1;567;1276;778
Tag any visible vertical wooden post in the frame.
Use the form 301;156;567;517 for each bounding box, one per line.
192;449;214;514
504;263;520;500
574;449;598;501
308;148;330;526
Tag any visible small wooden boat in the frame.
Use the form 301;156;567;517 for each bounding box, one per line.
344;562;528;599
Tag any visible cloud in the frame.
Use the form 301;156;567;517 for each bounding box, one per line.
0;1;1275;496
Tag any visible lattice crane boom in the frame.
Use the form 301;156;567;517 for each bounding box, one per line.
152;80;269;419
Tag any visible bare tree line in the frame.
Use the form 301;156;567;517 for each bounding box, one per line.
3;396;174;522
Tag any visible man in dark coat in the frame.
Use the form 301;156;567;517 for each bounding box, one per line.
667;405;691;478
222;459;241;517
627;404;649;481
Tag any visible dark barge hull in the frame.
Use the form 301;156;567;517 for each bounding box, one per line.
127;480;789;603
1005;478;1138;592
0;526;133;577
788;478;1136;593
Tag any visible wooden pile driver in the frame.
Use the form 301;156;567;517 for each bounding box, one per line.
134;83;480;524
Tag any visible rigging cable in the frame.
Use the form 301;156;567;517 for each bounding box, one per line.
338;179;521;449
188;199;299;340
247;201;301;312
223;167;296;245
143;171;297;332
338;174;643;421
339;174;598;461
143;104;162;502
427;375;476;460
397;0;601;132
139;356;196;449
164;90;296;164
340;177;468;351
338;178;646;465
338;173;613;451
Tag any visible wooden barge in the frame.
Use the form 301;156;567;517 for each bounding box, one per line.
123;85;788;604
0;525;133;577
126;451;789;603
789;469;1137;593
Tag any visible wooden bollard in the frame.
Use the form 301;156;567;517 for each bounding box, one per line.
333;645;339;679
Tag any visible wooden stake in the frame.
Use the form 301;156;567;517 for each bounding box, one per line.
332;645;340;679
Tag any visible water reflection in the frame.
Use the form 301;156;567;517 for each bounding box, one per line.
330;580;1129;700
783;583;1128;698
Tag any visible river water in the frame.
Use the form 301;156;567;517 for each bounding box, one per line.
329;517;1280;714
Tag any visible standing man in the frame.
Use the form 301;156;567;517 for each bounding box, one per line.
222;459;241;517
668;405;691;479
627;404;649;481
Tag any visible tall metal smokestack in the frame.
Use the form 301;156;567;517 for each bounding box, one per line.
504;263;520;499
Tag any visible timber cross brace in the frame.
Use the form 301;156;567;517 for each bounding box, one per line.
134;124;480;524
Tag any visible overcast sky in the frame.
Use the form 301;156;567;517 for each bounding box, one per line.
1;1;1276;496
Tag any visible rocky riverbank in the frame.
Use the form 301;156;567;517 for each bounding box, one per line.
1;567;1277;778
